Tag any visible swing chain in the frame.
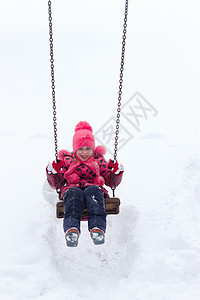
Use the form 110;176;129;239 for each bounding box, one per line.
48;0;58;161
114;0;129;162
111;0;128;196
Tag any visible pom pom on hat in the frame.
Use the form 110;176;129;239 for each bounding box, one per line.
64;172;80;183
95;145;106;156
75;121;93;133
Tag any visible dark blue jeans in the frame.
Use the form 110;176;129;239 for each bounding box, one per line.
63;185;107;233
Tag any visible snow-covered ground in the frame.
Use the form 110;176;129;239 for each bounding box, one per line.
1;0;200;299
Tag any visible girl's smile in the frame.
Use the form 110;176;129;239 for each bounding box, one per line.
76;147;93;161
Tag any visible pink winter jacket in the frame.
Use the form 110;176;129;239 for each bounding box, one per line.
46;147;123;200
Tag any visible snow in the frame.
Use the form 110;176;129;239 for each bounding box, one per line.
1;0;200;299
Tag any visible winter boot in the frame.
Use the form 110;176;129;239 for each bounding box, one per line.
65;228;79;247
90;227;105;245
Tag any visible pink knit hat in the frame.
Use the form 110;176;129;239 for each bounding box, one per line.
73;121;95;153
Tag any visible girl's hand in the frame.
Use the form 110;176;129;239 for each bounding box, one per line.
107;159;124;175
47;162;57;174
47;160;64;174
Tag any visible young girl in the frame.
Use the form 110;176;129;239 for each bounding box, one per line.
46;121;124;247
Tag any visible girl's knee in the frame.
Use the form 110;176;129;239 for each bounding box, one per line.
64;187;83;201
84;185;103;197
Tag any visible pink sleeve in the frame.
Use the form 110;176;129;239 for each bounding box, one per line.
46;168;64;190
97;157;124;188
104;171;123;188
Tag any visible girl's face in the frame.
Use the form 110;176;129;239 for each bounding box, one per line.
76;147;93;161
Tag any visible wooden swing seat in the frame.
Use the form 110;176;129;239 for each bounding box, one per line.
56;197;120;219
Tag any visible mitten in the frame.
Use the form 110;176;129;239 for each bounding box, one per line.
107;159;124;175
52;160;64;173
47;162;57;174
47;160;64;174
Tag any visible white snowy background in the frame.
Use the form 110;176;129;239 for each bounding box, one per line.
1;0;200;299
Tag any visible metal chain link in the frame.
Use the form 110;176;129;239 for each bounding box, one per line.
48;0;58;161
111;0;128;196
114;0;129;162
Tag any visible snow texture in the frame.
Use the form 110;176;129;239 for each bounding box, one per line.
1;0;200;299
